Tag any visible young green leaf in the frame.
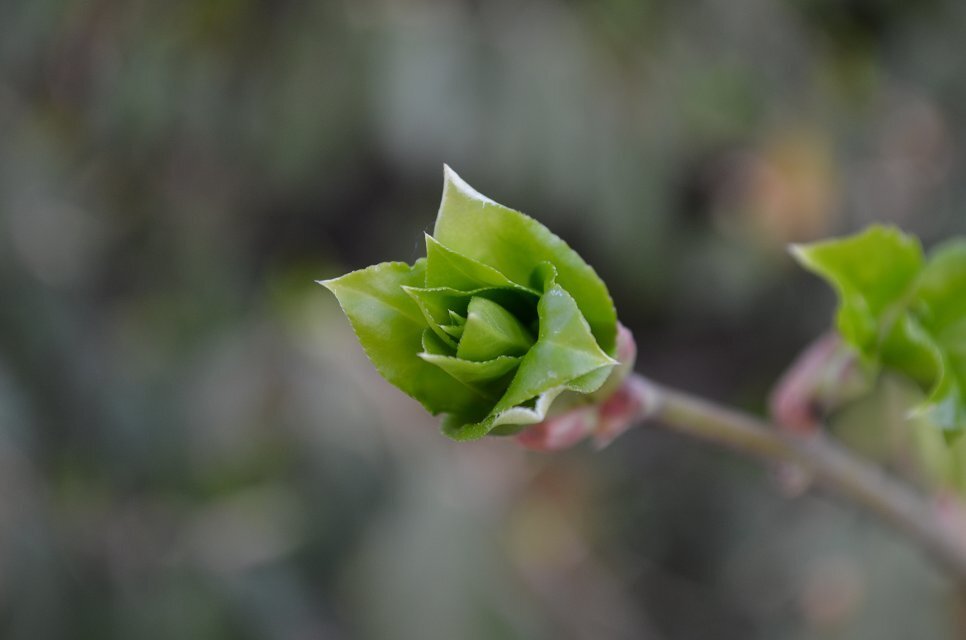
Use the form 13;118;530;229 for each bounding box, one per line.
321;166;629;442
792;225;923;357
403;285;536;349
456;297;535;362
443;284;618;441
425;234;539;294
793;227;966;435
911;241;966;432
434;165;618;355
319;261;493;420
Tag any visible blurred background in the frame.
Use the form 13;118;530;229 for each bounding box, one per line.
2;0;966;638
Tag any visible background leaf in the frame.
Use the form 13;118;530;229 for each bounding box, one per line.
912;242;966;431
795;228;966;433
792;225;923;356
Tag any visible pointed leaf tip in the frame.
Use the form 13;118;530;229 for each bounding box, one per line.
442;165;498;207
787;243;809;264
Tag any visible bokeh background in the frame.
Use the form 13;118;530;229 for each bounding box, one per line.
2;1;966;638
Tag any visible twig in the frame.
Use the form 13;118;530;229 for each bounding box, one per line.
633;374;966;581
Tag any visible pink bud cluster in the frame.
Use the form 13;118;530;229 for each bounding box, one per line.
769;332;869;434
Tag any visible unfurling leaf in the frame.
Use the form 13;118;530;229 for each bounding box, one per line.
793;226;966;435
321;166;627;441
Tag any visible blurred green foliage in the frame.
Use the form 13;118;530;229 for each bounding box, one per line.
1;0;965;638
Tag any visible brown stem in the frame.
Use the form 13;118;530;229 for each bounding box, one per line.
633;374;966;581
